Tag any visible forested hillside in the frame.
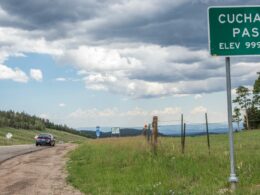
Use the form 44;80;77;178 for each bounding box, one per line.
0;110;90;138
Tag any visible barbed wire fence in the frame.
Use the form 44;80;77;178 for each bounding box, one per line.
144;113;213;154
143;112;258;155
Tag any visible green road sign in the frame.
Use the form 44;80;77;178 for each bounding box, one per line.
208;6;260;56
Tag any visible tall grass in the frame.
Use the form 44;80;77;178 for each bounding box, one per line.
67;130;260;194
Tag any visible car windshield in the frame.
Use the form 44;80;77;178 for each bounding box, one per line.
38;134;51;138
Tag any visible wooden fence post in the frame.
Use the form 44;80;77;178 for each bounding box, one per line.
182;123;186;154
147;123;151;142
181;114;184;154
152;116;158;154
205;113;210;155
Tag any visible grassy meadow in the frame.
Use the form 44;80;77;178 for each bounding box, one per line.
67;130;260;194
0;127;87;145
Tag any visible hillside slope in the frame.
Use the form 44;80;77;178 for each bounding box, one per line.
0;127;87;146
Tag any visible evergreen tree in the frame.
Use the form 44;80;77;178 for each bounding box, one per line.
233;86;252;129
253;72;260;108
232;107;242;130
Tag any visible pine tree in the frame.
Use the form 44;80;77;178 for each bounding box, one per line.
233;86;252;129
232;107;242;130
253;72;260;108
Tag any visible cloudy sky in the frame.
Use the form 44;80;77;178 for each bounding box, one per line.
0;0;259;128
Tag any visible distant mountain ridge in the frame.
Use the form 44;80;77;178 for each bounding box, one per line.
2;110;240;139
79;122;242;138
80;128;145;138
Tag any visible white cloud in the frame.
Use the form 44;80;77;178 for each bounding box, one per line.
0;26;62;83
0;51;10;64
62;105;231;127
190;106;207;115
0;27;63;56
55;77;81;82
174;94;189;97
59;103;66;107
39;113;49;119
122;107;148;116
56;77;66;81
57;44;241;98
30;69;43;81
67;106;181;127
69;108;118;119
194;94;203;100
56;42;260;98
231;88;237;96
151;107;181;116
0;64;28;83
59;46;141;72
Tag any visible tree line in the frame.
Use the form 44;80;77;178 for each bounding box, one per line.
233;73;260;130
0;110;91;138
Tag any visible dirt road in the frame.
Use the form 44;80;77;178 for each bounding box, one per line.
0;144;83;195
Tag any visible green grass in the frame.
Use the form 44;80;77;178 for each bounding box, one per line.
0;127;87;145
67;130;260;194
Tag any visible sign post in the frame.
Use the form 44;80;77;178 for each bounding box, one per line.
5;132;13;145
111;127;120;137
225;57;238;190
96;126;100;138
208;5;260;190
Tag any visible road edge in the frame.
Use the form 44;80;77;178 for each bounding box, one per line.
0;146;51;165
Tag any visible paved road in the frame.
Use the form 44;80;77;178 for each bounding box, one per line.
0;144;47;163
0;144;82;195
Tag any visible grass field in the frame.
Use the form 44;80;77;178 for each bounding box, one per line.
0;127;87;145
67;130;260;194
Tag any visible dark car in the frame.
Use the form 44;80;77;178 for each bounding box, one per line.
35;133;55;146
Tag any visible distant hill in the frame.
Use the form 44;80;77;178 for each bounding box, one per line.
80;128;143;138
0;127;87;146
0;110;92;138
80;128;165;138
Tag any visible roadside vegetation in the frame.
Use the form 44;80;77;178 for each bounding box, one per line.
67;130;260;194
233;73;260;130
0;127;87;146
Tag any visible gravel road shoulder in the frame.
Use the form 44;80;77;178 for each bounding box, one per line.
0;143;83;195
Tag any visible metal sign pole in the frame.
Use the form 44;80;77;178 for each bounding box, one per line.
225;57;238;190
